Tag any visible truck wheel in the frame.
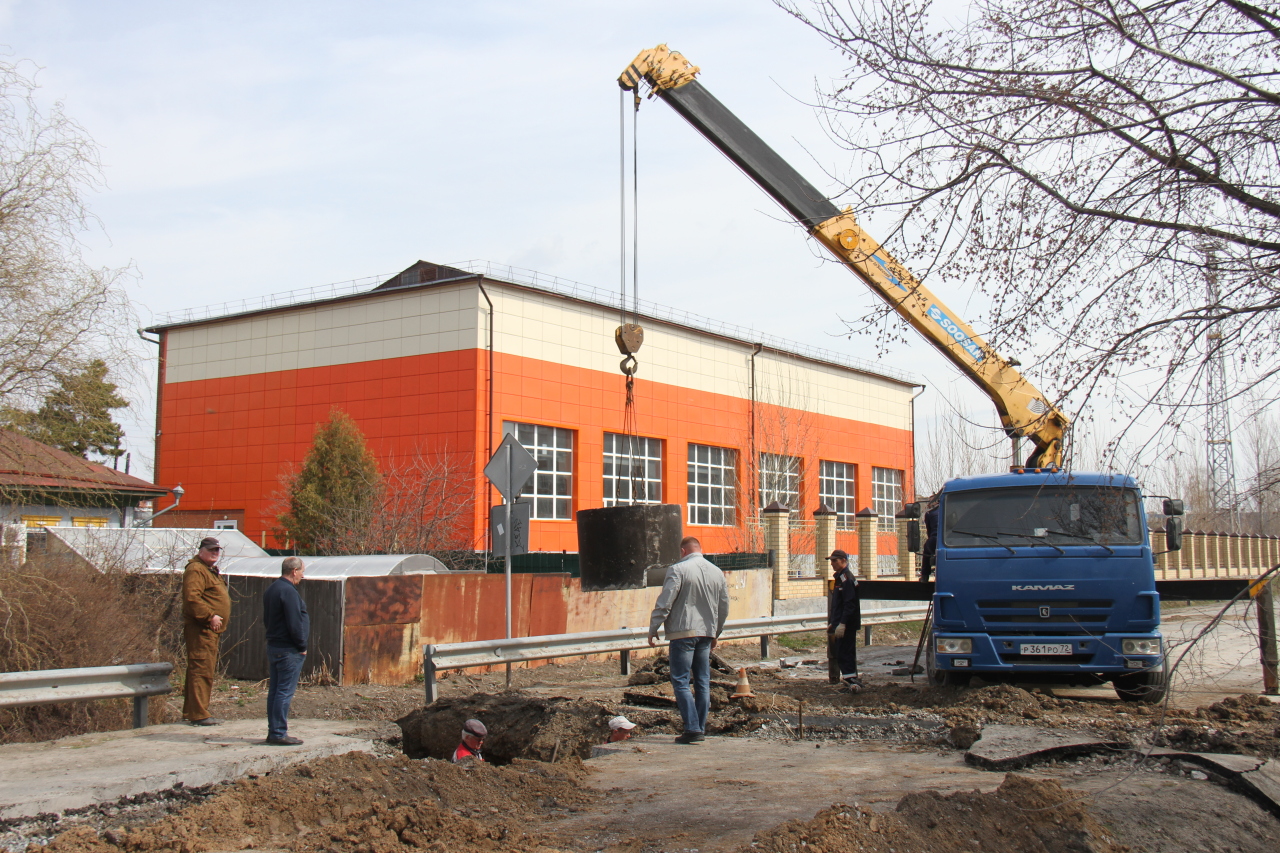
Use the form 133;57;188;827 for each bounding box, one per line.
926;641;971;688
1113;661;1167;704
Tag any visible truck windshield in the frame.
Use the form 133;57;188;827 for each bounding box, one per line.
943;486;1142;549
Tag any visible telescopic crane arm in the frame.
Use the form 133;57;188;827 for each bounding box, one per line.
619;45;1069;468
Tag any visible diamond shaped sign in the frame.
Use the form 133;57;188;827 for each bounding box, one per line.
484;433;539;502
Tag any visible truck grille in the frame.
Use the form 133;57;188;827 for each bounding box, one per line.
976;599;1114;635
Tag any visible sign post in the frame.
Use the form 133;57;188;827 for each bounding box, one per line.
483;434;539;687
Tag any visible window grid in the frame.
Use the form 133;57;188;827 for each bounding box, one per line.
604;433;663;506
687;444;737;526
503;422;574;520
759;453;801;512
819;461;857;530
872;467;904;527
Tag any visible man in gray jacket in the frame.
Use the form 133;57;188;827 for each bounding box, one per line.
648;536;730;744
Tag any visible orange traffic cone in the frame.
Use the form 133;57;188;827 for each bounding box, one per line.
730;667;755;698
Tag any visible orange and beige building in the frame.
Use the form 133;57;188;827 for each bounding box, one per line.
146;260;920;555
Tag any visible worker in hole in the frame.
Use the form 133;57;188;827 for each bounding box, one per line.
606;715;638;743
452;718;487;763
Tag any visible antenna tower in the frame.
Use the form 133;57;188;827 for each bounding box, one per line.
1202;244;1238;529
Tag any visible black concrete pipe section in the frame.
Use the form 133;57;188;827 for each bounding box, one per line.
576;504;682;591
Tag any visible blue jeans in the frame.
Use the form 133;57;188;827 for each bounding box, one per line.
669;636;712;734
267;647;305;740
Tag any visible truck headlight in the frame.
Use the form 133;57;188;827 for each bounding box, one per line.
1121;638;1161;655
936;637;973;654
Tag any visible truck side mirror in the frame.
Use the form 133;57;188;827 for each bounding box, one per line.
903;502;921;519
1163;498;1184;516
906;520;922;553
1165;516;1183;551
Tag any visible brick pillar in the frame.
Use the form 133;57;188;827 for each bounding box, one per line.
855;507;878;580
764;501;790;602
895;516;916;581
814;504;836;574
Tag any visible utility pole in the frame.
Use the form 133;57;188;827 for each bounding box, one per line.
1202;243;1238;531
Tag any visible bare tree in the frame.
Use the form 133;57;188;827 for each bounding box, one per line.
778;0;1280;449
0;59;133;409
915;389;1012;495
273;444;477;560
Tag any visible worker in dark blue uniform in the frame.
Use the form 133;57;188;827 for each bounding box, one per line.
827;549;863;691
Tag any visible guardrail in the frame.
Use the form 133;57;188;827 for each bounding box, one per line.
0;663;174;729
422;606;928;703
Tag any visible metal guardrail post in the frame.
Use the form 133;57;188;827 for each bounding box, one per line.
1258;576;1278;695
133;695;149;729
424;646;439;706
760;635;770;659
620;649;631;676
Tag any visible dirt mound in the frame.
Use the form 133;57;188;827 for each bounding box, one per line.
33;750;592;853
397;694;622;763
750;774;1126;853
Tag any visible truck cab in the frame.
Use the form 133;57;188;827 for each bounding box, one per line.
927;469;1168;702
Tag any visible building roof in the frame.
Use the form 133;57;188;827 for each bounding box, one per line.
45;527;267;571
146;259;918;386
0;429;170;499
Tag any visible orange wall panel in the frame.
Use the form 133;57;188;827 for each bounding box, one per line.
156;345;912;555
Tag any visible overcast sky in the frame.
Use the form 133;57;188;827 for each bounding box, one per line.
2;0;1006;474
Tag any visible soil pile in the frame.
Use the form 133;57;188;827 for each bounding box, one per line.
32;751;592;853
751;774;1127;853
397;694;623;763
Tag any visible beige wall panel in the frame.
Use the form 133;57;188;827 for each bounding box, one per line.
164;281;913;431
487;284;913;429
165;285;484;383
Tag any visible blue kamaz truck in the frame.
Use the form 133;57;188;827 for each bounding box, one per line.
923;468;1179;702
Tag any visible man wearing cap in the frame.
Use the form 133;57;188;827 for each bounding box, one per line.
827;549;863;690
263;556;309;746
182;537;232;725
452;719;487;763
606;715;638;743
648;536;730;745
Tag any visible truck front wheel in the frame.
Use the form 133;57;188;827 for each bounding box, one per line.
926;641;971;688
1113;661;1167;704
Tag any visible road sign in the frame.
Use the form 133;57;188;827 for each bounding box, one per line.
484;434;539;502
490;501;531;556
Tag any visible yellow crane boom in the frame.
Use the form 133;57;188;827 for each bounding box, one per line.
619;45;1068;468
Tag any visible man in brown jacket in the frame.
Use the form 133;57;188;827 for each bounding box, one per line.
182;536;231;725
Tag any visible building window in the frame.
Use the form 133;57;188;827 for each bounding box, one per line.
759;453;801;512
213;519;238;530
819;461;857;529
687;444;736;526
503;422;573;520
72;517;109;528
22;515;61;529
872;467;904;526
604;433;662;506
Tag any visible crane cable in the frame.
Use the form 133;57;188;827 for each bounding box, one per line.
619;88;643;504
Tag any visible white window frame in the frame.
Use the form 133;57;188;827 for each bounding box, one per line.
603;433;663;506
213;519;238;530
758;452;801;513
819;461;857;530
872;466;904;527
687;443;737;526
503;422;574;520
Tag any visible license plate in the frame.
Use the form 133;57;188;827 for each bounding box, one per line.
1021;643;1072;655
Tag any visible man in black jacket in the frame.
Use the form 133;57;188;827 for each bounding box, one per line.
263;556;309;745
827;549;863;691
